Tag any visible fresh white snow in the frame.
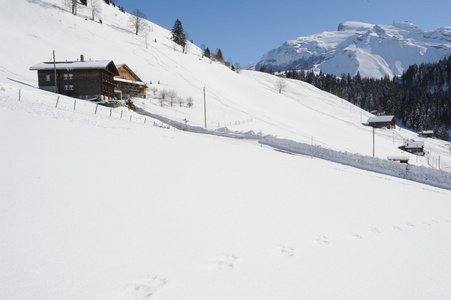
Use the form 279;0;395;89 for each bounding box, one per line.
255;21;451;78
1;1;451;299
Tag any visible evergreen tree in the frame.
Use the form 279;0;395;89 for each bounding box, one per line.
214;48;224;63
204;47;211;58
171;19;187;52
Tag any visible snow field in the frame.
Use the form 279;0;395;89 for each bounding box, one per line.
1;1;451;299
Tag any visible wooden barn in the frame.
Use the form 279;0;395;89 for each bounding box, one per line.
399;140;425;156
30;55;119;101
367;115;396;129
114;64;147;99
419;130;434;138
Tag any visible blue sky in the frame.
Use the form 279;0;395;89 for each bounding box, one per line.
119;0;451;66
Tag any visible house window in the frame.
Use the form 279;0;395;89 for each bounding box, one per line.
64;85;74;91
45;75;51;81
63;74;73;80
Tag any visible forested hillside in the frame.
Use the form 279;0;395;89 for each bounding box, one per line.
277;56;451;141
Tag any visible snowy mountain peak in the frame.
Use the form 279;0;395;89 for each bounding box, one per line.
255;21;451;78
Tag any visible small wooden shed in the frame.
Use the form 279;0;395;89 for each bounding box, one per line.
367;115;396;129
419;130;434;138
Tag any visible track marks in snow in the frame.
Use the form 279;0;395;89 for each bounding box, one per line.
125;275;168;299
216;254;239;270
315;235;330;245
279;245;296;257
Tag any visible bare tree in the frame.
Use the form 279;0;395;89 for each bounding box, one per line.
89;0;102;20
63;0;78;15
177;97;185;107
276;77;287;94
167;90;177;107
186;97;194;108
150;86;158;96
129;9;148;35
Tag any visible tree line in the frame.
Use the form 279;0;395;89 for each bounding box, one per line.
261;56;451;141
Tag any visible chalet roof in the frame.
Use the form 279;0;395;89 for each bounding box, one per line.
30;60;119;75
405;140;424;149
367;115;395;123
115;64;144;83
114;77;146;86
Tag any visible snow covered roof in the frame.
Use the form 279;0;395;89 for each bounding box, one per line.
367;115;395;123
114;77;146;86
405;140;424;149
30;60;119;75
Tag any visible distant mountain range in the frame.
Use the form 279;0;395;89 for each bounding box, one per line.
253;21;451;78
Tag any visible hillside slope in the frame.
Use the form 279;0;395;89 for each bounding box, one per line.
1;0;450;171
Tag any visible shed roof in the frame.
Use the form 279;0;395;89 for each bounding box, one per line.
367;115;395;123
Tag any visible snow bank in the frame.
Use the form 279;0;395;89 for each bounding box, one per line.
261;135;451;191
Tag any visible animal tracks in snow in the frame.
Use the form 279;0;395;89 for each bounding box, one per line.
216;254;239;270
125;275;168;299
279;246;296;257
315;235;330;245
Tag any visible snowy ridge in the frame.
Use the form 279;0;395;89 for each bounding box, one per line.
255;21;451;78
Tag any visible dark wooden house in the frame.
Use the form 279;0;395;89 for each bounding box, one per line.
419;130;434;138
398;140;425;156
30;55;119;101
114;64;147;100
367;115;396;129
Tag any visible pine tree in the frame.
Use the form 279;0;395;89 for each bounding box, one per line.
171;19;186;52
214;48;224;63
204;47;211;58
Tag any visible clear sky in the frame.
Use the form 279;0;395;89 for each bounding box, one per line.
119;0;451;66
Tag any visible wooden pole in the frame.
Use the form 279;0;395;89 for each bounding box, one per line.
373;127;375;157
18;89;21;101
203;87;207;128
53;50;58;94
73;100;76;111
55;96;60;108
311;136;314;158
95;103;98;114
110;108;112;117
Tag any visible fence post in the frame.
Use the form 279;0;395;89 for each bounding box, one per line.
18;89;21;101
94;103;98;114
110;108;112;117
55;96;60;108
130;115;132;121
73;100;76;111
120;111;123;119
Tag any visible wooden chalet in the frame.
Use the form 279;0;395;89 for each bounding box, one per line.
114;64;147;100
367;115;396;129
398;140;425;156
419;130;434;138
30;55;119;101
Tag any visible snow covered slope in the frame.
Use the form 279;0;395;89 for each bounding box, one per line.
2;1;451;299
255;21;451;78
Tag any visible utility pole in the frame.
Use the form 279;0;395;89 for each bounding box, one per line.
53;50;58;94
373;127;375;157
203;86;207;128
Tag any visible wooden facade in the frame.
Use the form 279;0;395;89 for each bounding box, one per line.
30;58;119;101
114;64;147;99
367;115;396;129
